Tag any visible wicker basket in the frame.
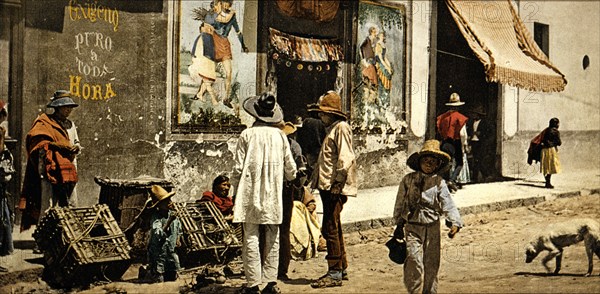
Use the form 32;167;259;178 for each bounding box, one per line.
33;204;131;287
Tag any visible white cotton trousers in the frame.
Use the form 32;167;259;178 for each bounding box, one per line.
403;221;441;294
242;223;280;288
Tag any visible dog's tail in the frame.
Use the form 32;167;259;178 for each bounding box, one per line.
580;221;600;257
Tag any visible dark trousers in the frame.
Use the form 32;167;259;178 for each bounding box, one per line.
471;141;495;182
319;189;348;272
278;184;294;276
52;183;75;207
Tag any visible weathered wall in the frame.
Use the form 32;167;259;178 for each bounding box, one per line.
499;1;600;176
501;131;600;179
22;0;169;206
19;0;434;206
515;1;600;132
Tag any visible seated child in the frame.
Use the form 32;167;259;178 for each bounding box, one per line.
198;174;234;218
145;185;182;283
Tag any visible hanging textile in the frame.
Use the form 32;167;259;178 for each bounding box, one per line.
276;0;339;22
269;28;344;62
445;0;567;92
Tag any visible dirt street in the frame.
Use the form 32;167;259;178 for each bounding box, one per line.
2;194;600;293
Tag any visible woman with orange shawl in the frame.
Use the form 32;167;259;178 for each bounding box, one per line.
20;90;80;231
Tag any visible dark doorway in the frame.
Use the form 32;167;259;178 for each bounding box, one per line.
433;2;500;181
275;61;337;122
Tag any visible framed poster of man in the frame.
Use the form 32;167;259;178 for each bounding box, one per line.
353;1;406;132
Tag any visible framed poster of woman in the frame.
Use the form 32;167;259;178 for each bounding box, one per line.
353;1;406;132
169;0;256;135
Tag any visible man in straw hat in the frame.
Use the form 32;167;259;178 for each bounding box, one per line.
436;92;469;192
143;185;181;283
309;91;357;288
232;92;297;294
20;90;81;233
392;139;463;294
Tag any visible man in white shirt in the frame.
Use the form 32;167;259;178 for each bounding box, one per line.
231;93;297;294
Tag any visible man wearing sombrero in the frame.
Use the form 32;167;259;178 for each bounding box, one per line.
232;92;297;294
436;92;469;192
392;139;463;293
309;91;357;288
20;90;81;232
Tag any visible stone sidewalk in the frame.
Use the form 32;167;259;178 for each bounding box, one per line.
1;170;599;275
334;170;600;232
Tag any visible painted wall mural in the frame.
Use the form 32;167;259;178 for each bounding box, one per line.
175;0;255;133
353;1;406;132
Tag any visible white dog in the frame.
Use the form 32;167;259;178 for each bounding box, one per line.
525;218;600;276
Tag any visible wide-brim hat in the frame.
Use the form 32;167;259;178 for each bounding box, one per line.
306;103;319;112
445;92;465;106
243;92;284;123
407;139;451;172
47;90;79;108
281;122;297;136
148;185;176;208
385;237;407;264
469;104;486;116
315;91;347;119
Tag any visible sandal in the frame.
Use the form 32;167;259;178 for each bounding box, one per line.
310;275;342;288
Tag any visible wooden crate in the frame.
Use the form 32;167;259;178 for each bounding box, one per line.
33;204;131;287
174;202;242;265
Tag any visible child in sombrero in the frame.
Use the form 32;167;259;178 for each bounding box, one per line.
145;185;182;283
392;139;463;293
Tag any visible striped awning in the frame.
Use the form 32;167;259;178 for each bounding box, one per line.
445;0;567;92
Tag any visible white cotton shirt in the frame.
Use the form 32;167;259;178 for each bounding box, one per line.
232;126;297;225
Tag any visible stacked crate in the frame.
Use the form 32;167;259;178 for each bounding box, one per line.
33;204;131;287
173;201;242;266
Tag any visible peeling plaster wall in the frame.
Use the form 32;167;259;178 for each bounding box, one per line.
21;1;169;206
18;0;435;208
163;140;237;203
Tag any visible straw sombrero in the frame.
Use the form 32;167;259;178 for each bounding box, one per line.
315;91;348;119
281;122;297;136
406;140;451;172
445;92;465;106
148;185;176;208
